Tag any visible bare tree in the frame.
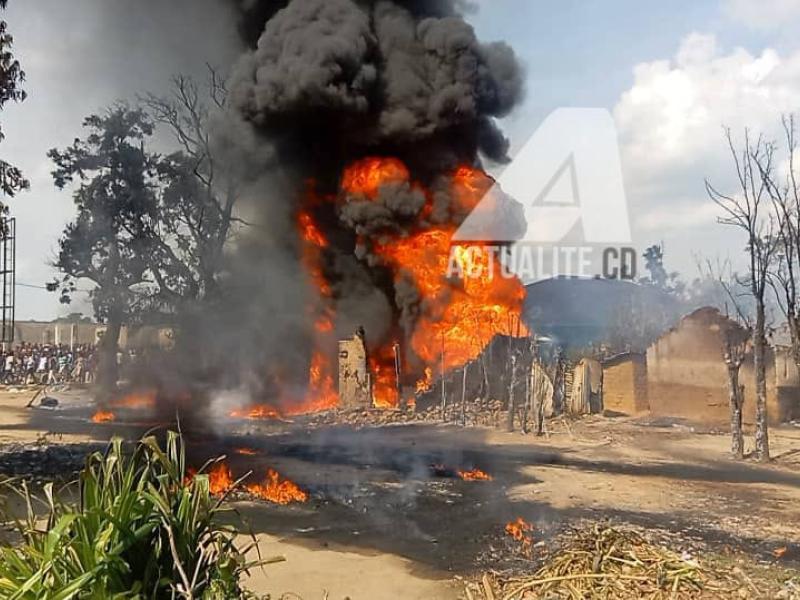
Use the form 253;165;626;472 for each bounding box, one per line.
756;116;800;381
706;128;778;462
698;257;752;458
142;70;243;313
722;324;748;458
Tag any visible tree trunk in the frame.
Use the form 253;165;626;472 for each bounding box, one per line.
727;365;744;459
753;305;770;461
480;353;489;412
789;315;800;399
533;372;545;436
440;336;447;422
506;354;517;432
97;313;121;402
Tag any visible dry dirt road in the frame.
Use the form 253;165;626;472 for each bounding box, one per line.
1;387;800;599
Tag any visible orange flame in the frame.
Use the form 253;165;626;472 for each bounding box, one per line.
229;404;282;420
289;160;527;414
505;517;534;554
234;448;259;456
91;410;115;423
298;210;329;249
341;157;410;199
375;227;527;390
110;390;157;410
184;462;235;496
457;468;493;481
369;345;399;409
246;468;309;505
296;350;338;414
207;462;235;496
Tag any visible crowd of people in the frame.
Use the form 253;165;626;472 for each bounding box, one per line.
0;343;98;386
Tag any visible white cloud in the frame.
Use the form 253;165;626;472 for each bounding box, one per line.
723;0;800;31
615;33;794;175
613;32;800;272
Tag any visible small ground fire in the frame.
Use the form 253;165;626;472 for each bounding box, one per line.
246;469;309;505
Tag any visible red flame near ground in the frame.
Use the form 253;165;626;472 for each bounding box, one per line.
91;410;115;423
457;468;493;481
246;468;309;505
505;517;534;554
235;448;259;456
230;404;282;420
185;462;235;496
110;390;157;410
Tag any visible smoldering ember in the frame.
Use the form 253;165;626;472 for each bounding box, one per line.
2;1;800;599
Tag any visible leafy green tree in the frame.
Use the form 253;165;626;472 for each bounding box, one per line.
48;106;161;395
0;0;29;203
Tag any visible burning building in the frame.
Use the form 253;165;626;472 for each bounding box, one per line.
200;0;530;416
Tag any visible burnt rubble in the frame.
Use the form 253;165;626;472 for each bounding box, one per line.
0;442;105;482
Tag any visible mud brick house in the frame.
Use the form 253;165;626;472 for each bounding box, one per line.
601;352;648;415
646;307;800;424
568;358;602;414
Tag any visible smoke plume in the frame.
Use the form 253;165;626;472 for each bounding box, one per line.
167;0;526;413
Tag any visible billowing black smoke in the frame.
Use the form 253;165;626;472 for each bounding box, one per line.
228;0;522;171
159;0;525;412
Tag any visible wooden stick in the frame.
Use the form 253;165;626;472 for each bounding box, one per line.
501;573;651;600
464;583;475;600
482;573;496;600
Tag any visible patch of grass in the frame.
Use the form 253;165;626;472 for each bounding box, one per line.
0;432;281;599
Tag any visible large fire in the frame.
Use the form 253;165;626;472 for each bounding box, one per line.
252;156;527;416
246;468;309;505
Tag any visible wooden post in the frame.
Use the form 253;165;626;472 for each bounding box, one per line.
521;358;530;434
393;342;403;410
460;362;468;427
440;334;446;421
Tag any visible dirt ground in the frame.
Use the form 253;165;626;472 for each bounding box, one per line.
1;387;800;599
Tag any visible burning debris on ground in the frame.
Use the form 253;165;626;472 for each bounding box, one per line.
185;459;309;505
5;0;800;598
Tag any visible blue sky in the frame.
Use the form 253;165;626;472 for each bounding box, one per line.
3;0;800;319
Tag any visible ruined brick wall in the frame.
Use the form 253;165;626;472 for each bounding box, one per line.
338;333;371;409
645;307;795;424
602;355;648;415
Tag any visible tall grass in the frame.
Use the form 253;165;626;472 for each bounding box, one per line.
0;431;279;599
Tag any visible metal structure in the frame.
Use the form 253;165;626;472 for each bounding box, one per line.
0;218;16;344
